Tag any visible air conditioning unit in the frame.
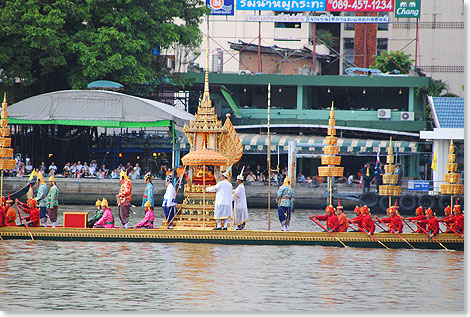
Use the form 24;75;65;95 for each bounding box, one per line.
377;109;391;119
400;111;415;121
239;70;252;75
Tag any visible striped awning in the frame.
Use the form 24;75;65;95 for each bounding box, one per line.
180;133;418;154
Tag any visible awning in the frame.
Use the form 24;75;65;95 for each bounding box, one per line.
180;133;418;154
8;90;194;127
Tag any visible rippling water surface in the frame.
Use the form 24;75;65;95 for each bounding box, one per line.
0;206;464;311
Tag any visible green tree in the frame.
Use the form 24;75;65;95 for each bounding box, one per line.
371;50;414;74
315;29;336;48
417;78;459;121
0;0;208;100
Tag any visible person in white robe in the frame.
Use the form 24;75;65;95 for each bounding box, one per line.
163;175;177;229
233;175;249;230
206;172;233;230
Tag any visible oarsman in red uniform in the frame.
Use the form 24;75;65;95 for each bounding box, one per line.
312;205;339;233
361;205;375;235
4;197;17;226
378;206;403;233
438;205;454;233
449;204;464;234
0;200;5;227
336;204;348;232
406;206;427;233
423;208;440;237
348;206;363;231
16;198;40;227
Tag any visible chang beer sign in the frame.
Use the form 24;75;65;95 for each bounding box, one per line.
395;0;420;18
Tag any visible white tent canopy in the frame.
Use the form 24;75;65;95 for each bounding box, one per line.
7;90;194;127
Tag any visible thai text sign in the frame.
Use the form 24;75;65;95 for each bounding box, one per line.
246;13;390;23
326;0;393;11
395;0;420;18
207;0;234;15
236;0;326;11
407;180;430;191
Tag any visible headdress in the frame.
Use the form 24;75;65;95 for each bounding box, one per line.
119;169;129;181
415;206;424;215
237;166;245;181
283;177;290;186
101;198;109;208
165;174;173;183
144;200;152;208
325;205;335;213
27;198;37;208
6;193;12;204
95;199;102;207
425;208;434;217
144;172;153;182
37;171;46;185
49;175;56;183
354;206;361;215
361;205;370;215
222;165;232;179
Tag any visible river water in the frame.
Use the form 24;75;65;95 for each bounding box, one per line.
0;206;464;312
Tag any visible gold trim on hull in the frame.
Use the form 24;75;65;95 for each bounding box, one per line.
0;227;463;250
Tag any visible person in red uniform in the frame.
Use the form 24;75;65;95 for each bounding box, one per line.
348;206;363;231
378;206;403;233
0;200;5;227
16;198;40;227
336;204;348;232
361;205;375;235
423;208;440;236
438;205;454;233
4;196;17;226
449;204;464;234
406;206;427;233
312;205;339;233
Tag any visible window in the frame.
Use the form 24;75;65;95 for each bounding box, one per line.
343;38;355;72
378;13;389;31
343;12;355;31
377;38;388;56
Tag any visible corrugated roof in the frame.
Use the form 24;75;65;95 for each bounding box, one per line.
430;97;464;129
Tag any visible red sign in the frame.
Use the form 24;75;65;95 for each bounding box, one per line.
326;0;394;11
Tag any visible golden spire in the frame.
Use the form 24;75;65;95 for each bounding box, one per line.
2;93;7;111
201;15;212;109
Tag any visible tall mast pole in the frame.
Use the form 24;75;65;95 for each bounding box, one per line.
267;83;271;231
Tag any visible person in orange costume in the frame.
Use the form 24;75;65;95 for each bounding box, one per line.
438;205;454;233
336;204;348;232
311;205;339;233
406;206;427;233
0;199;5;227
348;206;363;231
378;206;403;233
449;204;464;234
16;198;40;227
4;196;17;226
423;208;440;236
361;205;375;235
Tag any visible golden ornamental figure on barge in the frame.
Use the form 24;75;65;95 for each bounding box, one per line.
162;38;243;230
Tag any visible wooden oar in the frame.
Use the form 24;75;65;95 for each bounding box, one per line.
348;223;389;249
375;215;414;249
15;202;34;241
410;221;449;251
401;217;417;233
309;214;347;248
437;220;464;238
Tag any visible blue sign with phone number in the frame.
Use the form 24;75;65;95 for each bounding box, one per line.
407;180;430;191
